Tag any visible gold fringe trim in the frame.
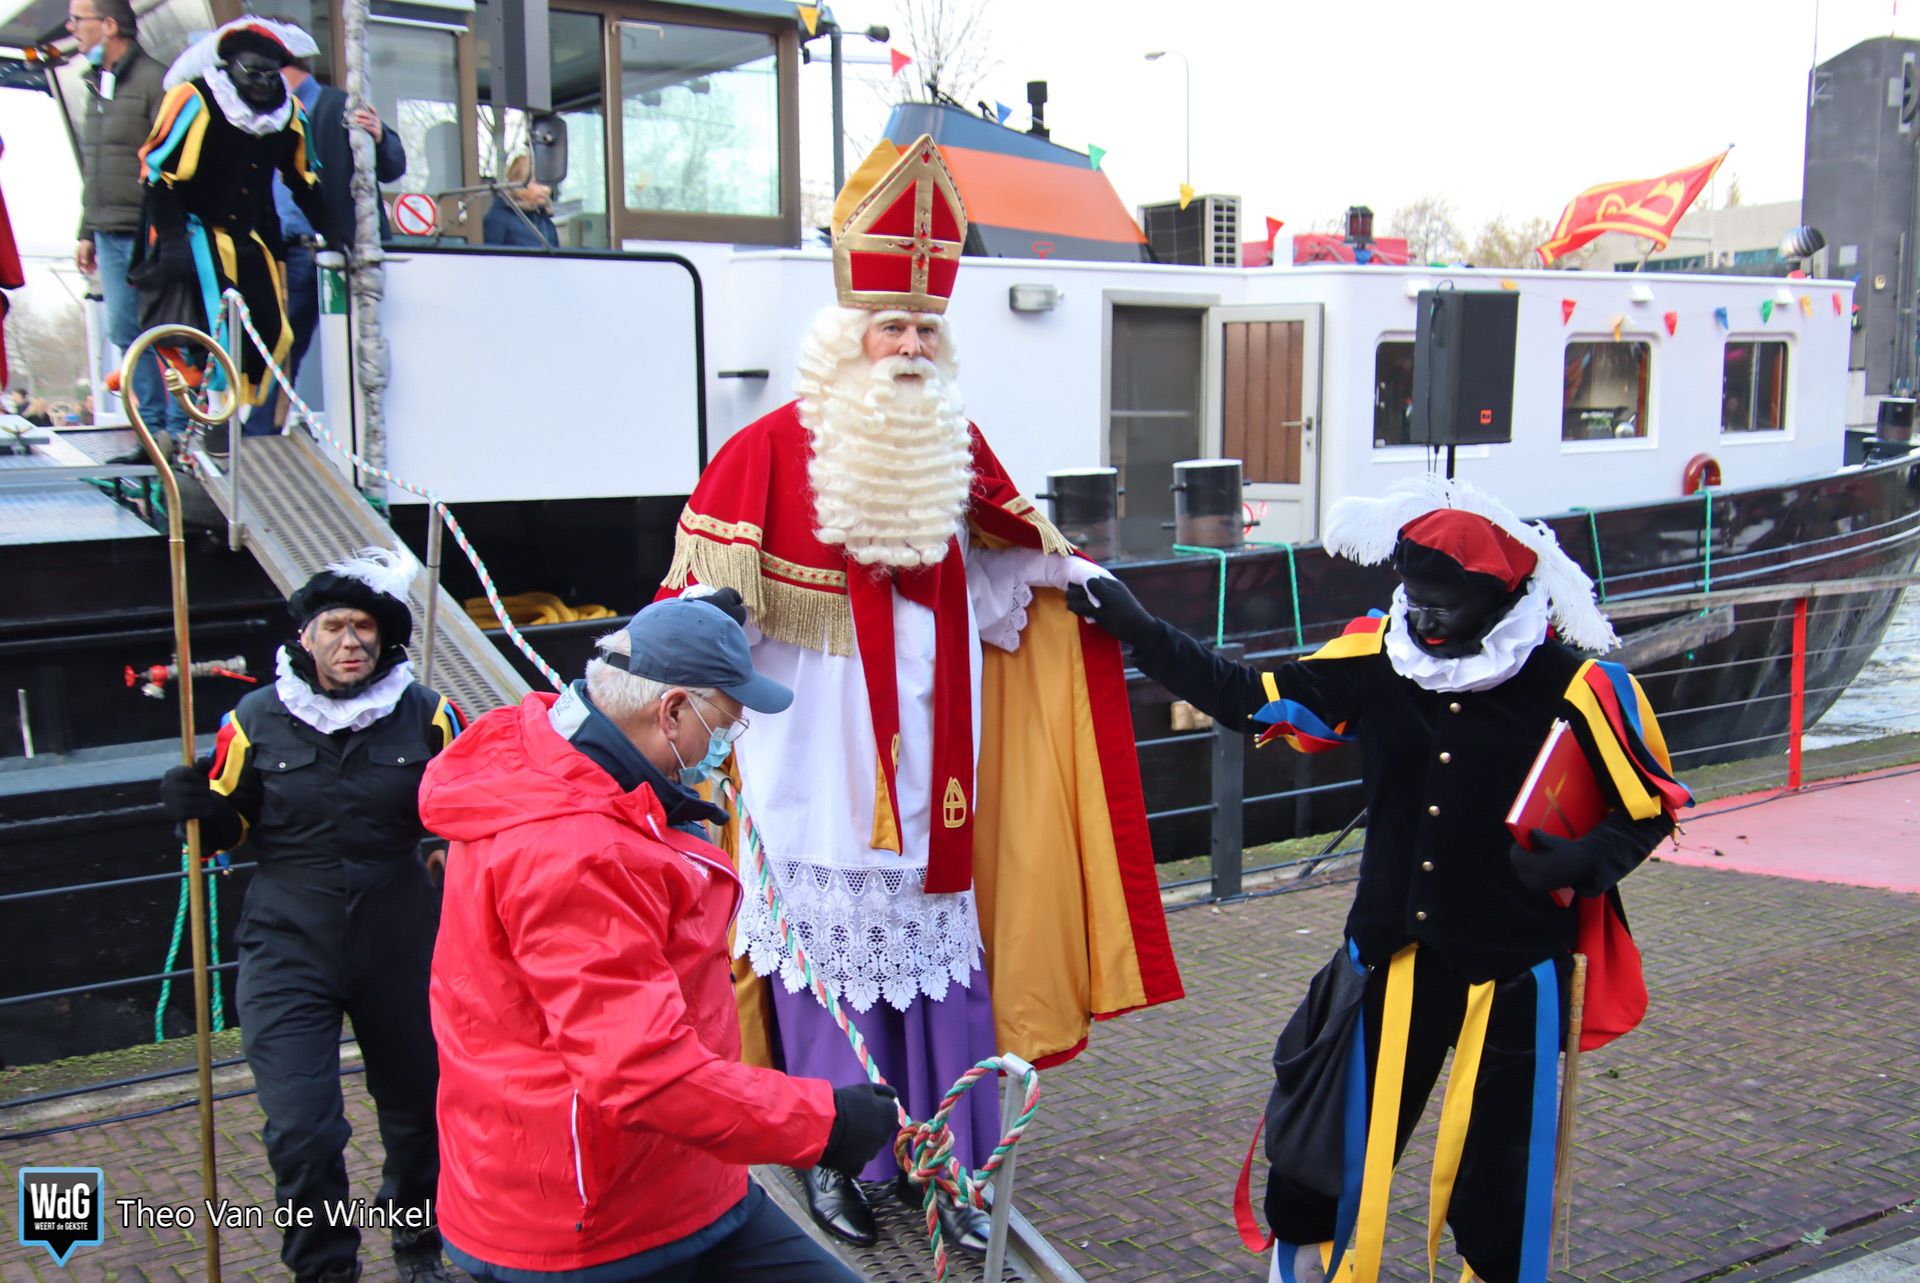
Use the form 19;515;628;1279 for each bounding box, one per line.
666;525;857;657
1005;495;1076;557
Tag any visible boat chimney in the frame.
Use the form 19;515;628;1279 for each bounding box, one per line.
1345;205;1374;248
1027;80;1049;139
1172;459;1245;549
1041;468;1120;561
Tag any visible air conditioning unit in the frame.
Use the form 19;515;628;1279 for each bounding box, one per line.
1138;194;1241;266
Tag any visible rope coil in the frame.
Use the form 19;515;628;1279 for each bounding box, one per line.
721;777;1039;1281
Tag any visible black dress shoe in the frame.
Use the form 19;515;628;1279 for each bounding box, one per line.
935;1188;992;1257
803;1166;877;1247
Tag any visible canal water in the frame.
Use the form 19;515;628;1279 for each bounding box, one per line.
1804;588;1920;750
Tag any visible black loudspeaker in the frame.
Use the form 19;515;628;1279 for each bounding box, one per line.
1409;290;1519;446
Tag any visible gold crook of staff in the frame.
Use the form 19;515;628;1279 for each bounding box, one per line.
114;324;241;1283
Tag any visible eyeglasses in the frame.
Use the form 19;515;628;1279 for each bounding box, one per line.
65;12;104;27
225;58;283;82
687;691;749;743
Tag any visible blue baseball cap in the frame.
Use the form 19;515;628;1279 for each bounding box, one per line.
605;597;793;714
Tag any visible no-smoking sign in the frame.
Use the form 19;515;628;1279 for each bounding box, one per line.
391;192;438;237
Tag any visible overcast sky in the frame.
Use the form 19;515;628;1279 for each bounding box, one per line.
7;0;1920;257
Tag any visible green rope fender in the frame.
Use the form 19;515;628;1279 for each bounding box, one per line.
154;845;227;1042
1171;544;1231;647
1246;540;1307;650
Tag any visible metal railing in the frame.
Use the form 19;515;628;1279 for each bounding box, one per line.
1134;571;1920;905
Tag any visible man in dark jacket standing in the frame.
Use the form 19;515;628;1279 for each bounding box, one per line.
157;546;461;1283
245;48;406;436
70;0;168;430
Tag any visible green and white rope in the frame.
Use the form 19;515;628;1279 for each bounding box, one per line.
718;777;1040;1282
219;288;564;691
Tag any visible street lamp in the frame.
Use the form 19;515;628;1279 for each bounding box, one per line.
1144;49;1190;188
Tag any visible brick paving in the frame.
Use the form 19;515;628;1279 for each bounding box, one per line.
4;858;1919;1282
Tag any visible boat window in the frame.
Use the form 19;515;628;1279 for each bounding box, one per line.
617;21;780;220
1722;339;1789;432
473;6;611;250
1373;341;1415;447
369;20;463;208
1562;340;1650;441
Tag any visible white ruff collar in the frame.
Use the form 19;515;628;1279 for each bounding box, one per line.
1383;578;1551;694
275;646;413;733
205;68;294;137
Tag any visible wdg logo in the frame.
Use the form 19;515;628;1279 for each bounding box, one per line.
17;1168;104;1265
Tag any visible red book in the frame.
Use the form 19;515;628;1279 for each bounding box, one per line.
1505;718;1606;907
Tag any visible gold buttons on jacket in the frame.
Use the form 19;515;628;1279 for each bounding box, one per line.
1448;701;1462;714
1438;751;1452;764
1421;860;1435;872
1427;804;1441;816
1415;910;1429;922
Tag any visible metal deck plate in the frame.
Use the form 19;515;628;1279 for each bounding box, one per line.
193;431;531;718
0;482;160;545
751;1164;1080;1282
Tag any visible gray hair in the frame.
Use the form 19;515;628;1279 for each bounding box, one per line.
585;627;715;724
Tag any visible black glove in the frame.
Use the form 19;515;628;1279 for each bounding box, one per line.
693;586;748;626
817;1083;900;1176
1065;576;1158;649
159;763;224;821
1508;809;1670;898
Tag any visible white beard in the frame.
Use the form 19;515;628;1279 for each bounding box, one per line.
800;356;976;569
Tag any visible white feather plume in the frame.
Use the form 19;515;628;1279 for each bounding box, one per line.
1323;475;1619;654
323;545;419;602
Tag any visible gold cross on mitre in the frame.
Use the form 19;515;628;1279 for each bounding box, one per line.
831;134;970;313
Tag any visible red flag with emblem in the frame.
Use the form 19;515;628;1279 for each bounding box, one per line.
1535;151;1729;265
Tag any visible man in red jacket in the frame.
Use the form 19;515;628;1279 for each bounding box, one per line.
421;593;899;1279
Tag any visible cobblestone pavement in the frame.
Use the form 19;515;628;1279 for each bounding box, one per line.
4;858;1918;1282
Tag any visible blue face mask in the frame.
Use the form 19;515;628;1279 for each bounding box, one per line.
86;43;106;67
670;697;734;787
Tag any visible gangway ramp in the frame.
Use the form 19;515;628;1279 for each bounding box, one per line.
192;429;530;717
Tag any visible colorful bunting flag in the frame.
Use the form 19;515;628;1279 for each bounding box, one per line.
1714;306;1729;330
1663;311;1678;336
1760;299;1774;323
1088;144;1106;171
1561;298;1576;325
995;101;1012;125
1831;292;1843;316
1179;183;1195;211
1798;295;1813;317
1611;315;1624;341
1265;216;1285;247
889;47;912;76
797;4;819;36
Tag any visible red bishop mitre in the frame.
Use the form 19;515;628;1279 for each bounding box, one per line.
831;134;968;313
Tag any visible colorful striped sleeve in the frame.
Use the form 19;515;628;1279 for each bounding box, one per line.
431;696;467;753
205;711;252;850
1249;615;1386;752
1563;660;1692;820
138;83;210;185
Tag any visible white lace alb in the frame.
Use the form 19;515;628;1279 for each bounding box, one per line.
734;857;983;1013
